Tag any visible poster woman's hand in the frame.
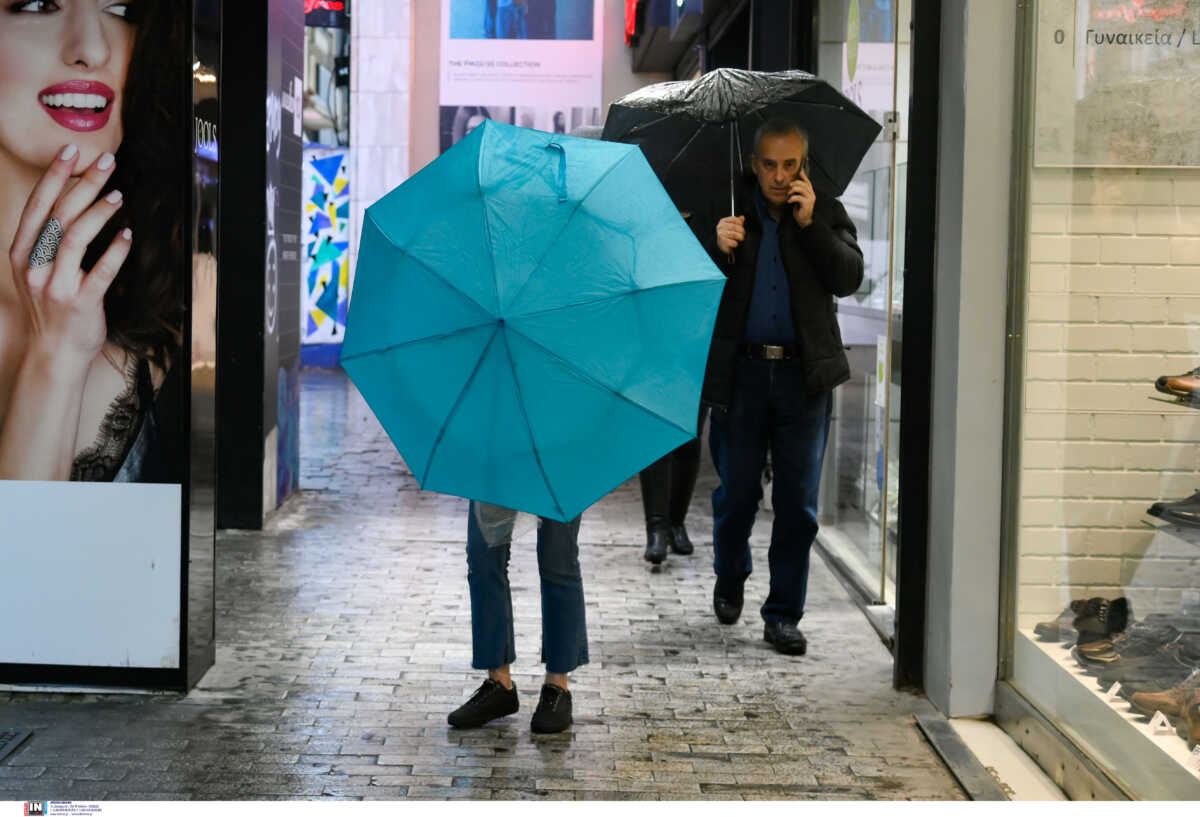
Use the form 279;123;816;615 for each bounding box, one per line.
10;145;131;372
0;145;133;481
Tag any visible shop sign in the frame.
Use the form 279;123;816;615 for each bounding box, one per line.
1035;0;1200;167
306;0;348;28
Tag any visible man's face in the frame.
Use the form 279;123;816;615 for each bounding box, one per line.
750;131;808;209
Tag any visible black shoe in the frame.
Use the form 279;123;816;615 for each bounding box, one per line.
669;525;694;555
764;621;807;655
1034;599;1086;642
530;683;572;734
447;679;519;729
712;579;743;625
644;529;669;564
1148;490;1200;530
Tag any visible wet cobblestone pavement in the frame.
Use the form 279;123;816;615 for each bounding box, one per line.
0;370;964;801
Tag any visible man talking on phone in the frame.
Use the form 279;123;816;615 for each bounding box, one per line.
702;118;864;655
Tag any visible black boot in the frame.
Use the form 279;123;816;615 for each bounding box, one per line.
639;456;672;564
667;437;701;555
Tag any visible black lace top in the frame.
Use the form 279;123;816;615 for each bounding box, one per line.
70;358;159;483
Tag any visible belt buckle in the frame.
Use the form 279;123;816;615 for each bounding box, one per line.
763;345;784;360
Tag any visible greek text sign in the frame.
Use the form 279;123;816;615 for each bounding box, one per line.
1035;0;1200;167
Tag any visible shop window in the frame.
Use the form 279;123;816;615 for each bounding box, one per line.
1008;0;1200;798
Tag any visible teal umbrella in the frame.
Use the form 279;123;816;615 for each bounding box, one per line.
341;120;725;522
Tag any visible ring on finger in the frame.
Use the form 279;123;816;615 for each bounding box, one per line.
29;216;65;269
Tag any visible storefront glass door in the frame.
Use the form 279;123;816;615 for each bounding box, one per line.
817;0;910;614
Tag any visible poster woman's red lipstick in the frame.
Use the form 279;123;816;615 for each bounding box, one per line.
38;80;116;133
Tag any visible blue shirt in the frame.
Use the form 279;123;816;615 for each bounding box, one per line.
743;189;797;345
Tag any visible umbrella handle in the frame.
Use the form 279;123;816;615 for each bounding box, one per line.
729;127;737;218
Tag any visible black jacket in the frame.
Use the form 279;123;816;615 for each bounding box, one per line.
700;184;865;409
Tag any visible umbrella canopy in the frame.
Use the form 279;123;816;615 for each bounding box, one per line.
602;68;882;215
341;120;726;522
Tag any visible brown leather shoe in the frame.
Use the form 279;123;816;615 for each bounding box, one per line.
1155;367;1200;407
1185;689;1200;749
1129;671;1200;718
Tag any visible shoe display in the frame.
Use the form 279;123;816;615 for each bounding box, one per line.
1184;688;1200;749
1072;597;1131;645
1034;600;1085;641
643;529;669;564
447;679;519;729
712;579;744;625
1147;490;1200;530
1073;622;1179;669
669;525;694;555
763;620;807;655
1129;670;1200;718
1154;366;1200;408
530;683;573;734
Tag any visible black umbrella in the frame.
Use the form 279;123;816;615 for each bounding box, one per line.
602;68;882;216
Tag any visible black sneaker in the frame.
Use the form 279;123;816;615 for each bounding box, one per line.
530;683;572;734
447;679;519;729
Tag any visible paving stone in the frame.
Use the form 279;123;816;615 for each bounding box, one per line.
0;370;963;801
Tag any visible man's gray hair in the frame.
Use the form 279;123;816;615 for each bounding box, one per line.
752;118;809;155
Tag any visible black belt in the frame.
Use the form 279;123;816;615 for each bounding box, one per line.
740;343;798;360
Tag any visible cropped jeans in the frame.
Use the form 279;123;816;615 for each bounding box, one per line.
466;501;588;674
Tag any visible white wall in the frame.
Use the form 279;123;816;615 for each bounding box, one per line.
349;0;413;287
1017;168;1200;621
924;0;1017;717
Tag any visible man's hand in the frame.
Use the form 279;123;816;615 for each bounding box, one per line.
788;170;816;228
716;215;745;256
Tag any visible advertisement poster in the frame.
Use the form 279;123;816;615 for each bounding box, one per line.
439;0;604;153
1035;0;1200;167
0;3;191;672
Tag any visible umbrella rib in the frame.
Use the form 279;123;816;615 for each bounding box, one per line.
497;329;566;520
339;320;499;363
503;323;696;440
420;325;502;487
477;127;503;317
623;112;694;137
661;122;712;181
365;210;495;319
501;148;641;315
510;278;722;324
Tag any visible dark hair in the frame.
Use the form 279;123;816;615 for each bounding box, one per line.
752;118;809;156
84;1;188;369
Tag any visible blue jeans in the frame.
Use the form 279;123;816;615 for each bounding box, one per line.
466;502;587;673
709;358;833;625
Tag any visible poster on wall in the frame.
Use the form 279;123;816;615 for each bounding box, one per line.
439;0;604;153
302;148;351;344
0;3;191;674
1035;0;1200;167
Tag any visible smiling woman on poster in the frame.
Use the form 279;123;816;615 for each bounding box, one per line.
0;1;186;484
